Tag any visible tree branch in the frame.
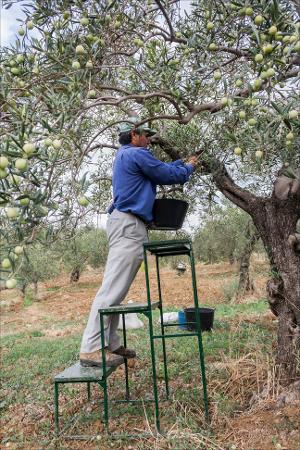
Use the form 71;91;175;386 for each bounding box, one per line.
217;46;249;57
150;134;181;160
153;0;175;38
202;157;259;214
90;143;118;152
181;67;299;123
152;135;259;214
81;91;184;119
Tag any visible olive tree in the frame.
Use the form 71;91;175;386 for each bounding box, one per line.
17;242;61;298
0;0;299;383
193;205;261;298
193;204;254;264
57;226;108;282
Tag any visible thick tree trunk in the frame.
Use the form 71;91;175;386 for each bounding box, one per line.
235;221;260;300
208;247;213;264
209;161;300;383
250;200;300;384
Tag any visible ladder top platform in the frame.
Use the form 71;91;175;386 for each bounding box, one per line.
144;239;191;256
99;301;160;314
54;361;119;382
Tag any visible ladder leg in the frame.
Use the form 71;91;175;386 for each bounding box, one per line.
122;313;130;401
87;382;91;401
156;256;169;398
189;248;209;422
144;247;161;434
101;380;109;433
100;312;109;431
54;382;59;434
148;312;161;433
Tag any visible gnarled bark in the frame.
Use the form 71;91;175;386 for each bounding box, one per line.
251;198;300;384
216;168;300;384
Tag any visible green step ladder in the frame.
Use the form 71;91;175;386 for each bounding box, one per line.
142;238;209;432
53;239;209;436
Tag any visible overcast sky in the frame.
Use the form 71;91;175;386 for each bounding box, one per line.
0;2;26;47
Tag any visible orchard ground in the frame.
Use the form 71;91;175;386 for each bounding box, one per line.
1;257;300;450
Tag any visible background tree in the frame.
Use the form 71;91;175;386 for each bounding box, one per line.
1;0;299;383
16;242;61;299
193;204;262;299
193;204;256;265
235;219;260;299
57;226;108;282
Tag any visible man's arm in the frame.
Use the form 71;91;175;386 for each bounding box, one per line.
134;149;195;185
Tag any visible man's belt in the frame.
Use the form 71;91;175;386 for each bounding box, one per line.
130;212;151;226
112;208;151;227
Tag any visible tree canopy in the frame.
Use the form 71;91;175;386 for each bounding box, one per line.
1;1;299;243
1;0;300;380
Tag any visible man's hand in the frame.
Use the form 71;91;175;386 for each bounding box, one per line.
187;155;200;168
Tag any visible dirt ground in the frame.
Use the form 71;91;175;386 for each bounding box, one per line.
1;260;268;336
1;260;300;450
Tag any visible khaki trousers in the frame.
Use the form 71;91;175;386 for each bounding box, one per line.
80;209;148;353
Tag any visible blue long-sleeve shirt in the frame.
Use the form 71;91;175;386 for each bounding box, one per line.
108;144;194;222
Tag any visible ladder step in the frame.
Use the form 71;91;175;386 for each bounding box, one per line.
98;301;160;314
54;361;117;382
144;239;191;256
152;332;200;339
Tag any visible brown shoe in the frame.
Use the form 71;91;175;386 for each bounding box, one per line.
80;350;124;368
112;346;136;359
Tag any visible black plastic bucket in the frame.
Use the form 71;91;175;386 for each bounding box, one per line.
151;199;189;230
184;307;215;331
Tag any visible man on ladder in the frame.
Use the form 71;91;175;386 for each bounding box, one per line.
80;118;198;367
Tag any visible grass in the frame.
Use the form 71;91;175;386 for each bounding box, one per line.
212;298;268;317
23;296;33;307
164;299;267;315
222;278;239;302
45;286;61;292
67;281;100;291
1;299;274;449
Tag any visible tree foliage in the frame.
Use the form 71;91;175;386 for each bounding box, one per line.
57;226;108;281
1;0;300;382
1;0;298;253
16;242;61;295
193;204;260;264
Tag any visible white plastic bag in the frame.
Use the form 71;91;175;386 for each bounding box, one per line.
117;301;144;329
159;312;178;323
